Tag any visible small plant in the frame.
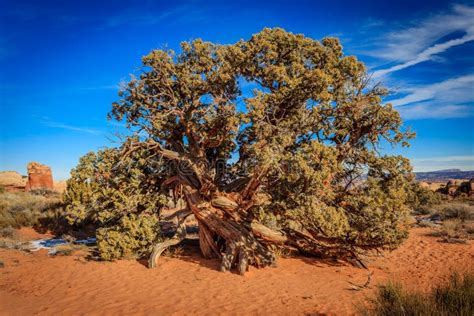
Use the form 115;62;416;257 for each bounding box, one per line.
361;272;474;316
162;246;184;258
441;219;463;238
272;246;293;259
0;227;15;238
29;188;61;198
53;244;88;256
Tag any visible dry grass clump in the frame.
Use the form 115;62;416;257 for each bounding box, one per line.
53;243;89;256
431;219;473;243
0;191;63;229
416;202;474;220
423;203;474;242
162;246;185;258
438;203;474;221
361;272;474;316
0;234;30;251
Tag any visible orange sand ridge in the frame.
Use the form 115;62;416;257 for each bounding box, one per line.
1;227;473;315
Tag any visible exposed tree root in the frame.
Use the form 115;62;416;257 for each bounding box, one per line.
148;185;368;275
148;210;191;268
348;271;373;291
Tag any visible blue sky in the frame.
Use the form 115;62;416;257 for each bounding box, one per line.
0;0;473;179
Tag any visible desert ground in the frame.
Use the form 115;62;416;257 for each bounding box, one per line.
1;226;472;315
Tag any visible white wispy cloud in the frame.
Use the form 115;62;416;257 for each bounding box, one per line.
43;121;102;135
397;104;470;120
390;75;474;107
388;74;474;119
370;4;474;77
412;155;474;162
373;35;474;77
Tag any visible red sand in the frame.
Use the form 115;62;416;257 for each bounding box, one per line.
1;227;473;315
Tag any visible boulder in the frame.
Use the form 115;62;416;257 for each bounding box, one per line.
419;181;430;189
447;185;458;196
25;162;54;191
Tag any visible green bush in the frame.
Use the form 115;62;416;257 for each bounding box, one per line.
362;272;474;316
406;181;442;213
96;213;160;260
63;147;169;260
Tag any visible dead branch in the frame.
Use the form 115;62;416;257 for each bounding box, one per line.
348;271;374;291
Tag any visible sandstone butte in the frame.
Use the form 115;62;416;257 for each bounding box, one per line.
25;162;54;191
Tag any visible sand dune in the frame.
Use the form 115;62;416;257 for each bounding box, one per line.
0;227;472;315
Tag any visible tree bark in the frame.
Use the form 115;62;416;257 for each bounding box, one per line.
184;186;276;275
153;184;365;275
198;221;220;259
148;210;190;268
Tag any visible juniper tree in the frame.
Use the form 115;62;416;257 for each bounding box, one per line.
66;28;415;274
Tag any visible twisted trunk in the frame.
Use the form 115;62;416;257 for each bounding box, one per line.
184;186;276;275
153;176;364;275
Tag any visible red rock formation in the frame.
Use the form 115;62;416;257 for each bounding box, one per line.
25;162;54;191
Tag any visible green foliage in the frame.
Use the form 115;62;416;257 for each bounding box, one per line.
63;147;168;260
67;28;418;261
362;272;474;316
96;213;160;260
405;181;442;212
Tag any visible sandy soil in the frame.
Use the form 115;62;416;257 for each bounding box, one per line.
1;227;473;316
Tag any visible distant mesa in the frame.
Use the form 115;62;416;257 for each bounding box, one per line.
432;168;462;173
415;169;474;182
0;162;66;193
25;162;54;191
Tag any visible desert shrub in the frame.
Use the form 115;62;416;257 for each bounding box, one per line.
0;191;63;229
29;188;61;198
431;218;474;243
0;227;15;238
362;272;474;316
414;205;433;215
438;203;474;221
0;226;15;238
96;213;160;260
440;219;463;238
405;181;442;213
63;147;169;260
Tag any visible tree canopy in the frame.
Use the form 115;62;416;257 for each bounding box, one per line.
65;28;415;274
